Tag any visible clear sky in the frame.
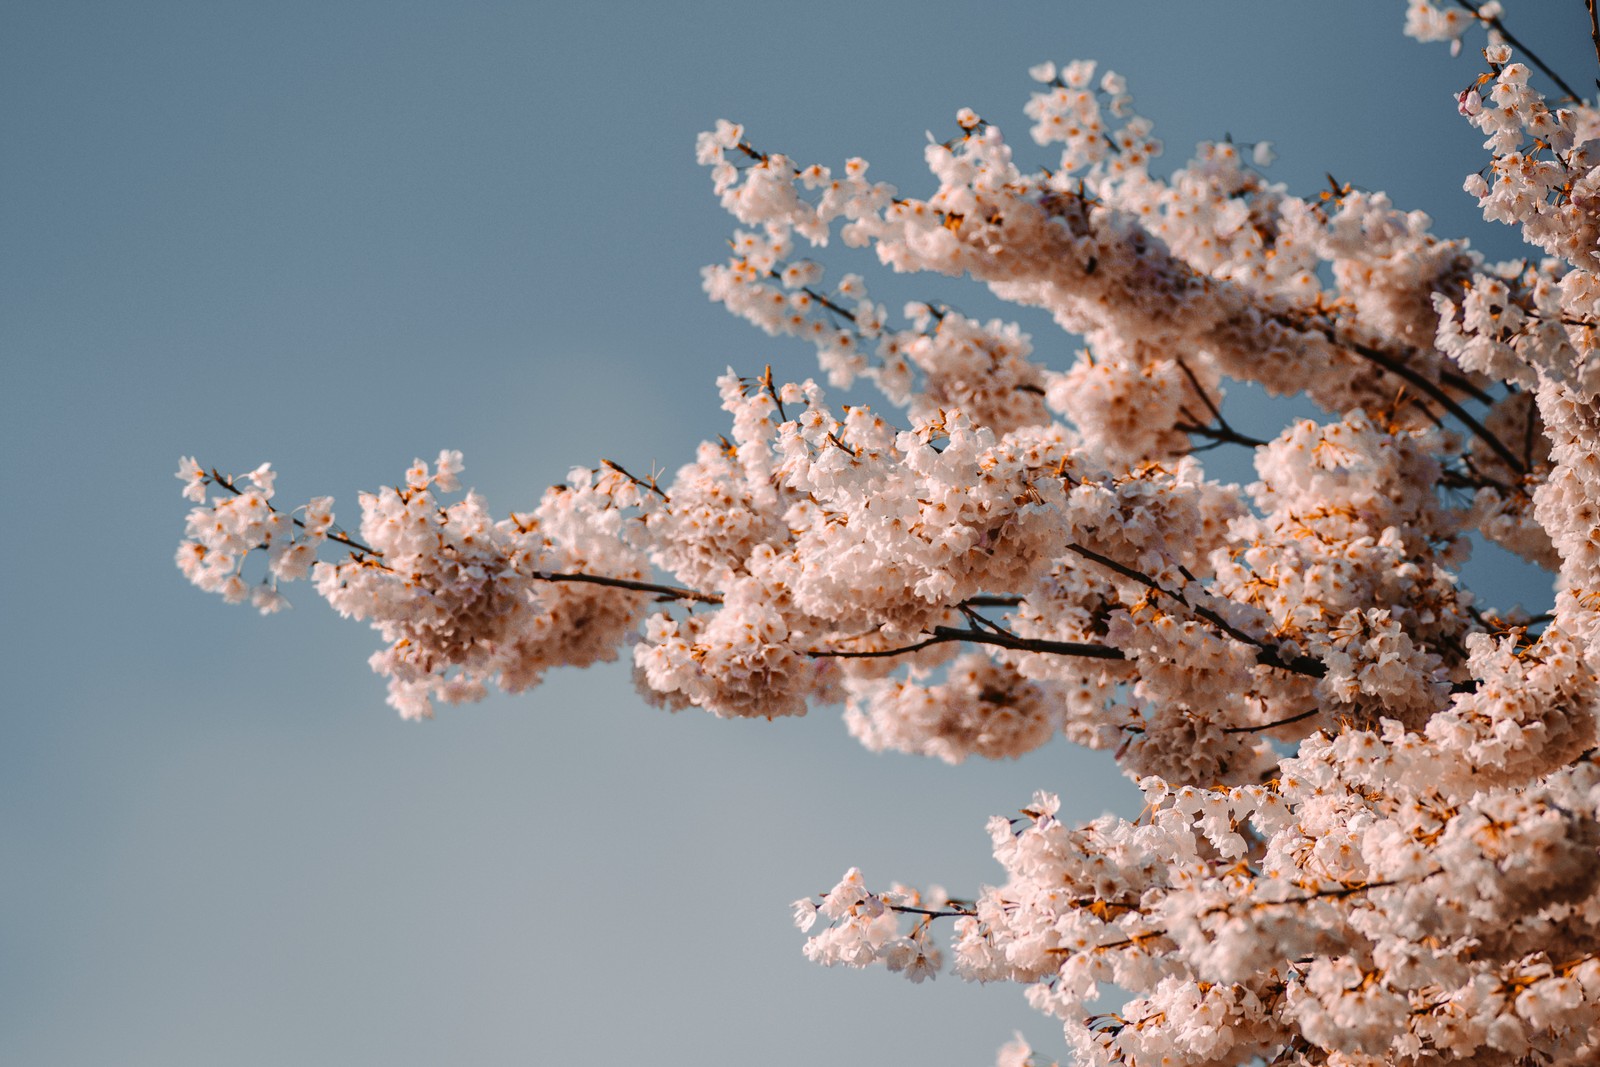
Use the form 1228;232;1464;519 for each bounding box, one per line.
2;2;1590;1064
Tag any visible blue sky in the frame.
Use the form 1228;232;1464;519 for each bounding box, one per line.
2;3;1590;1064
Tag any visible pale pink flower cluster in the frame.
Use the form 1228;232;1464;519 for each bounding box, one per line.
1457;56;1597;269
175;11;1600;1066
176;459;303;614
1403;0;1502;56
1023;59;1159;177
794;868;947;984
179;451;653;718
843;653;1059;764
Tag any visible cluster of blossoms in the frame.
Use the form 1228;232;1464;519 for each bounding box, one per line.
176;457;326;614
792;867;950;984
177;5;1600;1064
178;449;653;718
1405;0;1503;56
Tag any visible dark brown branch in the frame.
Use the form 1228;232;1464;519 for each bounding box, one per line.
810;621;1341;686
207;466;1047;618
1399;393;1449;433
1064;542;1327;679
807;635;949;660
963;594;1024;608
1440;464;1514;495
1237;878;1403;910
756;364;791;423
887;903;977;919
761;268;859;325
530;571;723;605
1176;420;1269;450
1439;367;1496;406
1223;707;1324;734
805;627;1126;663
1175;356;1226;425
959;603;1014;637
208;469;382;559
1523;397;1538;471
803;286;857;323
207;467;721;605
1301;325;1528;477
1171;357;1271;449
805;627;1126;662
930;626;1129;661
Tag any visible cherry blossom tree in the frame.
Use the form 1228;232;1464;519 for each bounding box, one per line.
172;3;1600;1063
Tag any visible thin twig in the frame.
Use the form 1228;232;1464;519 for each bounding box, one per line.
808;635;949;660
1223;707;1324;734
1174;356;1226;425
530;571;723;605
1439;465;1514;495
1301;324;1527;477
964;594;1024;608
959;603;1013;637
930;626;1131;661
757;364;790;423
1175;420;1269;449
808;623;1339;684
887;903;977;919
1064;542;1326;679
803;286;857;324
1439;366;1496;405
806;628;1125;663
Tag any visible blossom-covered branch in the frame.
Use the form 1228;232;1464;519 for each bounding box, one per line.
173;5;1600;1064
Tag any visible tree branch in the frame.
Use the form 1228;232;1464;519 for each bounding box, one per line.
208;470;383;559
930;625;1130;662
1297;325;1528;477
1063;542;1326;679
1438;366;1496;406
886;903;977;919
601;458;669;501
1176;419;1268;450
530;571;723;604
807;635;950;660
1065;876;1412;957
1222;707;1324;734
963;594;1024;608
808;622;1336;685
